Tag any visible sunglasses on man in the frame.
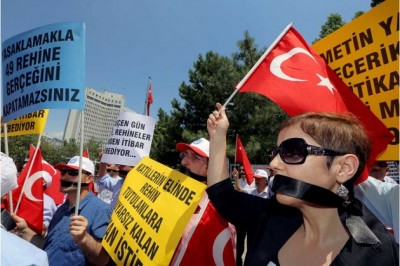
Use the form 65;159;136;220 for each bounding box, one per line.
107;169;119;173
60;169;91;176
270;138;346;165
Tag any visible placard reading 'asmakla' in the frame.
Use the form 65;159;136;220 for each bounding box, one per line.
2;22;85;123
101;112;156;167
102;157;206;265
1;109;48;137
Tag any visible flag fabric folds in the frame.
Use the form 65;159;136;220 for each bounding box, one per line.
237;25;393;184
235;135;254;185
7;145;44;234
42;160;64;205
171;197;236;265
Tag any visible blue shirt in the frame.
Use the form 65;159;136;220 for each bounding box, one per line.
44;192;112;265
97;174;124;208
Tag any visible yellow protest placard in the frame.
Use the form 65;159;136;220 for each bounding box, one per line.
102;157;206;265
1;109;49;137
312;0;399;160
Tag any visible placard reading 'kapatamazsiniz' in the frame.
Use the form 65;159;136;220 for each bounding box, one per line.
2;22;85;123
102;157;206;265
101;112;156;166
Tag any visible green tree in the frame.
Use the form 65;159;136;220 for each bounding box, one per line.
313;13;346;43
371;0;385;7
1;134;37;169
84;137;103;162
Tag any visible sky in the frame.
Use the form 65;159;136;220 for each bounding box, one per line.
2;0;371;139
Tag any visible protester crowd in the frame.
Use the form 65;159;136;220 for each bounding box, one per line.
1;106;399;265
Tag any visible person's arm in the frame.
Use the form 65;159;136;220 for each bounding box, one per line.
12;214;46;248
207;103;230;187
97;151;107;179
232;168;244;192
70;215;110;266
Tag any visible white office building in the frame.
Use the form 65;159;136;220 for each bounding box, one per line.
63;87;134;147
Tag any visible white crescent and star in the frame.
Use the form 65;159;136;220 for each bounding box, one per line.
212;227;231;265
23;171;43;202
270;47;336;94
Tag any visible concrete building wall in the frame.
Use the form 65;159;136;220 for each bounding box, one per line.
63;87;134;147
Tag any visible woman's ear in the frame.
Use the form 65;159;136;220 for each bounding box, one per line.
336;154;359;184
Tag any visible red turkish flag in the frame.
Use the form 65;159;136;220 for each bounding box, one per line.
171;197;236;266
237;25;393;184
42;160;64;205
6;145;44;234
235;135;254;185
146;79;154;116
83;148;89;158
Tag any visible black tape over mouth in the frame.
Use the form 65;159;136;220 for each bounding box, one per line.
272;174;344;208
60;180;90;188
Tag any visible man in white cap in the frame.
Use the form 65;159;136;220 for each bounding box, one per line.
12;155;112;265
170;138;236;265
250;169;270;199
1;152;49;265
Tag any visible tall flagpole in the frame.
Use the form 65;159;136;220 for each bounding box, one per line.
143;77;152;115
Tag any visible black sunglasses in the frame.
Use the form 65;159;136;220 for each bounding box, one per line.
107;169;119;173
60;169;91;176
270;138;346;165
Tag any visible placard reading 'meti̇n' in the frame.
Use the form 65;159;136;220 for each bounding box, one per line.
2;22;85;123
312;0;399;160
102;157;206;265
102;112;156;166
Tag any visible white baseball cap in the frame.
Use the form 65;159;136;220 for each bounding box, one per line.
254;169;269;180
1;153;18;197
55;156;95;175
176;138;209;158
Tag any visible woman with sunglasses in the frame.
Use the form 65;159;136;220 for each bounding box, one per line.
206;103;398;266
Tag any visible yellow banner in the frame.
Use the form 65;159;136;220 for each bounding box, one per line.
1;109;49;137
102;157;206;265
312;0;399;160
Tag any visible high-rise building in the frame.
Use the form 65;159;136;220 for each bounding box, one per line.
63;87;134;147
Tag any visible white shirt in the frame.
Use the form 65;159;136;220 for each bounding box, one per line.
1;227;49;266
250;187;269;199
355;176;399;243
238;178;255;194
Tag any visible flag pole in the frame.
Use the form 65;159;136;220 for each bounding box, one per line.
75;110;85;215
3;123;14;214
222;22;293;108
143;77;152;115
234;134;238;165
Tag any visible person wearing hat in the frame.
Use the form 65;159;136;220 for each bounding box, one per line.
170;138;236;265
1;152;49;266
12;155;112;265
250;169;270;199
